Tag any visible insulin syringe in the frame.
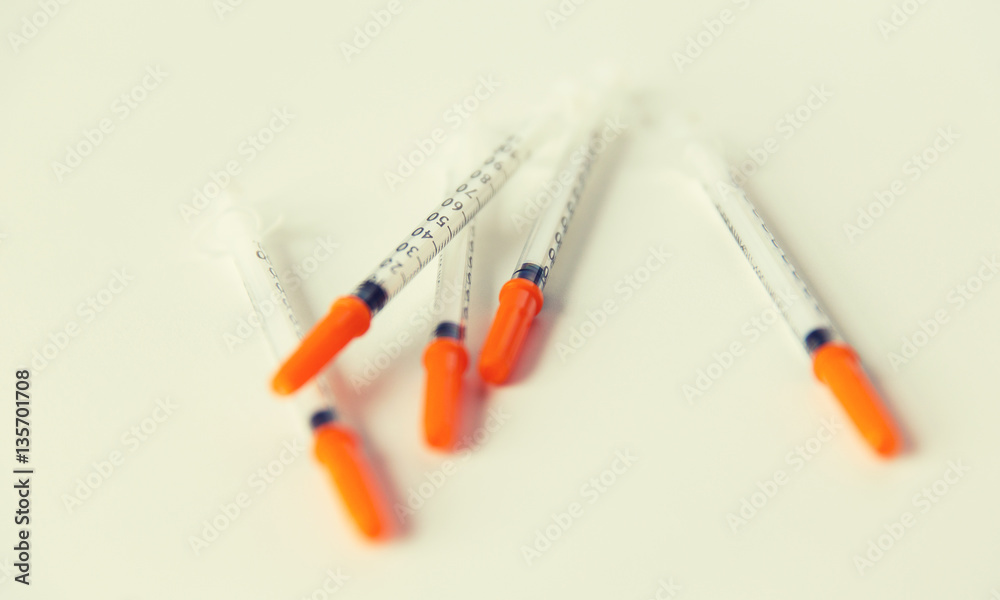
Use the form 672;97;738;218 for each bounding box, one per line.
216;207;390;538
479;104;621;383
422;222;475;450
272;113;565;396
685;143;902;457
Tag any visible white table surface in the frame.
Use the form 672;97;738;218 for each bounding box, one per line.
2;0;998;598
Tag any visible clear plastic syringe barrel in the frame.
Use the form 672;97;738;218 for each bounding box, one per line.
218;208;394;535
354;116;560;314
216;208;333;419
431;223;474;341
513;116;610;291
685;144;834;351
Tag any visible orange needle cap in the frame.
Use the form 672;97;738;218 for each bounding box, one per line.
313;423;389;540
812;342;902;457
272;296;371;396
478;278;543;384
422;337;469;450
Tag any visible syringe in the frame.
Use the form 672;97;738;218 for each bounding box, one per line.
215;207;391;538
422;221;475;450
479;101;622;384
685;143;902;457
272;110;567;396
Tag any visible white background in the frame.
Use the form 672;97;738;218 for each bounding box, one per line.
1;0;998;598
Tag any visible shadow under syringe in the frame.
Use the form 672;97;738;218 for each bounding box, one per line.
267;230;412;539
502;131;635;386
